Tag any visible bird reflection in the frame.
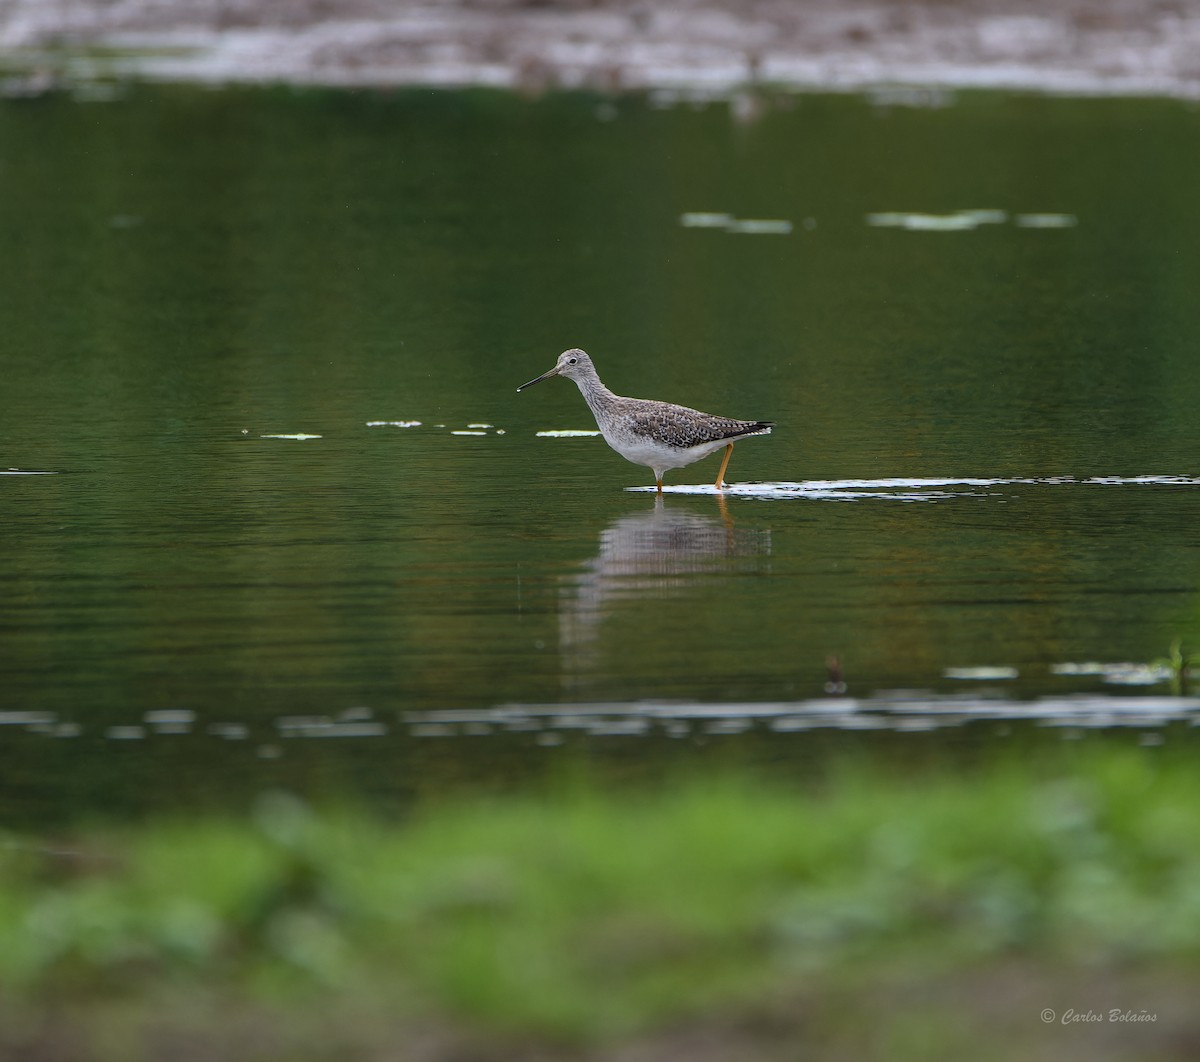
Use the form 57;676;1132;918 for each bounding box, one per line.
559;495;772;685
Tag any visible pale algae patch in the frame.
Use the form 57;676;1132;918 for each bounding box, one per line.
867;209;1077;231
681;212;793;234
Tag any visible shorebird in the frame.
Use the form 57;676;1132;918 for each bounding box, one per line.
517;348;773;492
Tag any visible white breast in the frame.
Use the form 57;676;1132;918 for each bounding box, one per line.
601;430;727;474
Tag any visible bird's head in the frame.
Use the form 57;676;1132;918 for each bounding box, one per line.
517;348;593;391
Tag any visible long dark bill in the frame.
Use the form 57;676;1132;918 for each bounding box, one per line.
516;366;560;392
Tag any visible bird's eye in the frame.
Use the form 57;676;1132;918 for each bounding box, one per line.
568;357;577;364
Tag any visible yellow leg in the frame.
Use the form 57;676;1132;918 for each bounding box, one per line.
655;477;663;493
715;443;734;490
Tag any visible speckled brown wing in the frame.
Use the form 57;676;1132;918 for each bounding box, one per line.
617;398;773;448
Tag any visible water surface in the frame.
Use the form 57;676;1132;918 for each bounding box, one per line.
3;85;1200;823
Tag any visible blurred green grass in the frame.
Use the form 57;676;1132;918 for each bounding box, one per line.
2;742;1199;1056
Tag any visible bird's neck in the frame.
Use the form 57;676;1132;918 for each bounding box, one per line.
573;371;618;419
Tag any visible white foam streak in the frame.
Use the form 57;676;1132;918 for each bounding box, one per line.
630;475;1200;500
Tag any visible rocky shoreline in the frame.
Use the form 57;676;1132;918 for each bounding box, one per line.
3;0;1200;98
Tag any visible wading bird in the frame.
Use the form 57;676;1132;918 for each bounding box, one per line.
518;348;772;492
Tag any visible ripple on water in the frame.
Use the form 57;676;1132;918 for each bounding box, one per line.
9;686;1194;754
404;691;1200;736
632;475;1200;501
276;714;389;738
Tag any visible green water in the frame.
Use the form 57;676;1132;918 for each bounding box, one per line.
3;85;1200;822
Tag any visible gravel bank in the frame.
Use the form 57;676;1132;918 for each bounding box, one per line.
3;0;1200;97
